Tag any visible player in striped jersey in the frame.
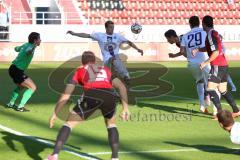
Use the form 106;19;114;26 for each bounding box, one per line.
192;15;240;119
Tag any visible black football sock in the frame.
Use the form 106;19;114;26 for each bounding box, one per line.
108;127;119;158
221;91;239;113
208;90;222;112
53;125;71;155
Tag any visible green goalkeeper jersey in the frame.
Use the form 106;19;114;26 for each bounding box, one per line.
12;43;35;71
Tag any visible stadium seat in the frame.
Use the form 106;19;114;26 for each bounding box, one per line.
73;0;240;25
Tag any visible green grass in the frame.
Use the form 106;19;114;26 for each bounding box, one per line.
0;62;240;160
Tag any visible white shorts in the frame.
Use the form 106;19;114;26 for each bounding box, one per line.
187;62;210;83
105;55;129;79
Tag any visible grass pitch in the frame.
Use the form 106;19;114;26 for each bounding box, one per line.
0;62;240;160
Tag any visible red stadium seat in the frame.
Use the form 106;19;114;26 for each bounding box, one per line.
72;0;240;25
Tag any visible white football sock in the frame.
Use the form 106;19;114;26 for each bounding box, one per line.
197;83;205;107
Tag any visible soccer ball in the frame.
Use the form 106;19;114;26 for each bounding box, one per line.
131;23;142;34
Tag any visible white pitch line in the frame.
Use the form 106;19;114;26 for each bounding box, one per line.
0;94;236;158
0;124;98;160
88;147;240;155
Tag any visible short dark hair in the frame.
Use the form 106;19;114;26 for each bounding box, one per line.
82;51;96;65
164;29;177;38
217;110;234;127
28;32;40;44
105;20;114;28
189;16;200;27
202;15;214;28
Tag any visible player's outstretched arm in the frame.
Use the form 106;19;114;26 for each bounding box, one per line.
66;31;91;38
168;52;185;58
126;41;144;56
169;46;187;58
49;84;75;128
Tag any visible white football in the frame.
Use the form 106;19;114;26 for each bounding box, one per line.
131;23;142;34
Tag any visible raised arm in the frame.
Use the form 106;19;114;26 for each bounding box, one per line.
169;52;186;58
125;40;143;55
169;46;187;58
67;31;91;38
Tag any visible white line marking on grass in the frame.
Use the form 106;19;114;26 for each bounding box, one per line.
130;85;160;92
0;124;98;160
88;147;240;155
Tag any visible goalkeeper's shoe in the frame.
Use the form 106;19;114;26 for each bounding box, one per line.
14;107;30;112
6;103;17;109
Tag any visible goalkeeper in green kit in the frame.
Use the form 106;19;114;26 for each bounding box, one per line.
6;32;41;112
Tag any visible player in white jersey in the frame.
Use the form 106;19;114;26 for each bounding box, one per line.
67;20;143;83
167;16;211;113
67;20;143;118
181;16;211;113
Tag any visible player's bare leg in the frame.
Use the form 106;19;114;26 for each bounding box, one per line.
112;78;128;111
218;82;240;118
20;78;37;91
105;116;119;160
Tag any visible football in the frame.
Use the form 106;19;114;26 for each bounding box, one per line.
131;23;142;34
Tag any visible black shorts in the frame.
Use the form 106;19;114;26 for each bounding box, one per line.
73;88;119;120
208;65;228;83
8;65;28;84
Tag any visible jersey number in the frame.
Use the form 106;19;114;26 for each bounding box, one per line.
87;65;108;82
187;32;202;48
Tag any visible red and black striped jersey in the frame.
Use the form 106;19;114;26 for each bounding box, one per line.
205;29;228;66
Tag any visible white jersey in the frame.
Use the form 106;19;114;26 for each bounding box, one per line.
181;27;209;64
230;122;240;144
90;32;128;63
